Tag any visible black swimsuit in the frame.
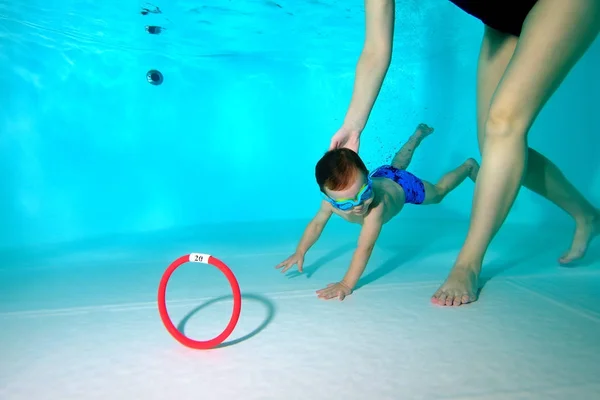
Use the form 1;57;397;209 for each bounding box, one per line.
448;0;539;37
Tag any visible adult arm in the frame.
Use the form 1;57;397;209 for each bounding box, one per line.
342;0;395;135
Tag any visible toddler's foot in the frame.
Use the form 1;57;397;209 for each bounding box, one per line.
559;209;600;265
415;123;434;139
431;264;480;307
465;158;480;182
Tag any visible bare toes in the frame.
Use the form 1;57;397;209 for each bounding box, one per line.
559;249;585;265
437;293;447;305
445;296;454;306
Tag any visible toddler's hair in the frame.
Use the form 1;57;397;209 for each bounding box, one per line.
315;148;368;192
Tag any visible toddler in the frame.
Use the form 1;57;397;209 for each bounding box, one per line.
276;123;479;300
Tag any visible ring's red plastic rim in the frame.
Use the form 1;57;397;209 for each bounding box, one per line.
157;253;242;349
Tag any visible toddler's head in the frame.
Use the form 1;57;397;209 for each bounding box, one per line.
315;148;374;215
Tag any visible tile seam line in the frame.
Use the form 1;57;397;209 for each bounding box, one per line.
505;278;600;323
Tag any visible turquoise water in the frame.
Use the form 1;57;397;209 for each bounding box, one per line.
2;1;597;251
1;3;600;399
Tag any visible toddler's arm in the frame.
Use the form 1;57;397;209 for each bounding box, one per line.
276;201;333;274
340;209;384;289
295;200;333;255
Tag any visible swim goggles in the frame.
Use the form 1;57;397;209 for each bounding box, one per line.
323;176;374;211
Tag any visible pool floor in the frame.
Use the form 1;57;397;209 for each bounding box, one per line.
1;218;599;399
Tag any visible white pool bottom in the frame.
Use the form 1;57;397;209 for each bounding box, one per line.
1;219;599;400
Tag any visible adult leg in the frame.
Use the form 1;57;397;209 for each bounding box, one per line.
526;155;600;264
476;28;600;266
391;123;434;170
421;158;480;205
432;0;600;307
473;27;600;265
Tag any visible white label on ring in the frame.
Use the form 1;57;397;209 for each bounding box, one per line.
189;253;210;263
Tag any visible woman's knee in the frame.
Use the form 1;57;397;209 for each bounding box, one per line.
483;106;531;140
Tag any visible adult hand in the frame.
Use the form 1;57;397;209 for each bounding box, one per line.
328;126;360;153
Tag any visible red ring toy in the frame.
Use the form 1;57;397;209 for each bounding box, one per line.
158;253;242;349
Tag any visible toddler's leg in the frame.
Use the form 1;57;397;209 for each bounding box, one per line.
422;158;480;205
391;123;434;170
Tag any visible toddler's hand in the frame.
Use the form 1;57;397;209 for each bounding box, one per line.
316;281;353;301
275;252;305;273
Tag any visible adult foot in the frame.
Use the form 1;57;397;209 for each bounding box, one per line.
431;264;480;306
558;209;600;265
465;158;480;182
